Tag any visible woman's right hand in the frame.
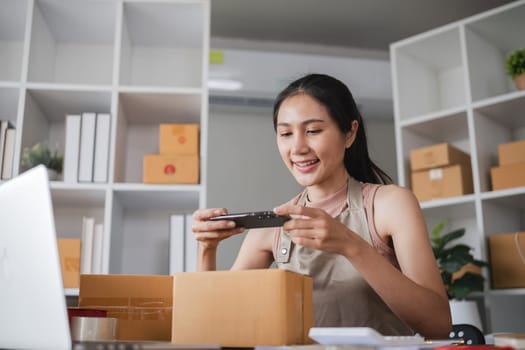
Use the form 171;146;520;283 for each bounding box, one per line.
192;208;245;249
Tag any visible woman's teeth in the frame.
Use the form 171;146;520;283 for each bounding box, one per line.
294;159;319;167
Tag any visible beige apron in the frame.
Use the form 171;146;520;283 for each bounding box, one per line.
274;177;413;335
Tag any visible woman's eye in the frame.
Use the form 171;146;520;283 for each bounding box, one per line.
279;132;292;137
306;129;321;134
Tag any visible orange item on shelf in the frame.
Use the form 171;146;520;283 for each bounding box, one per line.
410;143;471;172
491;163;525;191
498;139;525;166
488;232;525;289
159;123;199;155
143;154;199;184
411;163;473;202
57;238;81;288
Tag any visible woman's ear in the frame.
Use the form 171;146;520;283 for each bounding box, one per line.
345;120;359;149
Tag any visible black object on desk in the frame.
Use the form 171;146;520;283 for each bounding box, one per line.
449;324;486;345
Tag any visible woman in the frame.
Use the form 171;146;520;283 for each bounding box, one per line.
192;73;451;338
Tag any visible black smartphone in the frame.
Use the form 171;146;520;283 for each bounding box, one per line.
209;210;291;228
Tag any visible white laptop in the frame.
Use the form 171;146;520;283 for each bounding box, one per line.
0;165;71;350
0;166;219;350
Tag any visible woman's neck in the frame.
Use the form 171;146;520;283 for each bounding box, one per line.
306;172;349;202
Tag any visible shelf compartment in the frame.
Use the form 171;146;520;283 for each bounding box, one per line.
0;87;20;124
112;186;200;211
481;192;525;234
109;188;199;275
51;186;106;239
119;1;205;88
465;2;525;102
472;93;525;192
398;111;470;187
27;0;116;85
21;88;112;174
392;27;466;121
114;91;202;183
422;200;483;259
486;294;525;332
0;0;27;82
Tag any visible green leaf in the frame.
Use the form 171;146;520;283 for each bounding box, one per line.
431;221;445;240
441;228;465;246
448;272;485;299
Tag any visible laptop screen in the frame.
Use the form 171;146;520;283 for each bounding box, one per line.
0;165;72;349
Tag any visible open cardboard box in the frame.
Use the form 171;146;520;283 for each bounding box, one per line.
78;270;313;347
172;269;313;347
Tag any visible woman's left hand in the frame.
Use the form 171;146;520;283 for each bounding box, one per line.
274;204;361;256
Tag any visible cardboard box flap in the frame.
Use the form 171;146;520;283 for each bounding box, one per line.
79;274;173;341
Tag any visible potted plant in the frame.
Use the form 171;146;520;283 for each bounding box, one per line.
21;142;63;180
505;48;525;90
430;222;488;330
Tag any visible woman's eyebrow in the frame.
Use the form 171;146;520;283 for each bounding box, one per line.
276;119;326;127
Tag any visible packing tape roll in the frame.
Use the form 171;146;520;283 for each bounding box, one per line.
70;316;118;341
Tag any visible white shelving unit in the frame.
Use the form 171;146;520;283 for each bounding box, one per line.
391;0;525;333
0;0;209;279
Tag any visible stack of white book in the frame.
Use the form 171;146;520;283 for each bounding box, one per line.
80;216;105;274
63;112;111;184
0;119;16;180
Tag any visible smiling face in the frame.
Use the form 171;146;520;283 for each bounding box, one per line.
276;93;356;200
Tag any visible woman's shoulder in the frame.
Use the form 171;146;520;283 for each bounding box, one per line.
363;182;419;210
366;183;423;238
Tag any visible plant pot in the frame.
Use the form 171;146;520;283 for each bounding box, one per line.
514;73;525;90
449;299;483;331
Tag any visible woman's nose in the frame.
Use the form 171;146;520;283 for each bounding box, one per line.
291;134;309;154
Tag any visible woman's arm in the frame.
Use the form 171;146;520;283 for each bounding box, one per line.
192;208;245;271
192;207;275;271
364;185;451;338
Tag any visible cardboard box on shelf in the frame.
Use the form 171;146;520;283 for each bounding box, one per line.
411;163;473;202
159;123;199;155
57;238;81;288
488;232;525;289
171;269;313;347
498;139;525;166
79;274;173;341
143;154;199;184
490;163;525;191
410;143;471;171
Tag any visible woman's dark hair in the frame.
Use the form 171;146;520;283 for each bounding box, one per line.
273;73;392;185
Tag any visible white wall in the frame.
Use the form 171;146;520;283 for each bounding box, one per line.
207;104;397;270
365;119;398;184
206;105;301;269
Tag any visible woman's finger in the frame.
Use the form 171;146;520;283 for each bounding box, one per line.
192;208;228;221
274;204;322;218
